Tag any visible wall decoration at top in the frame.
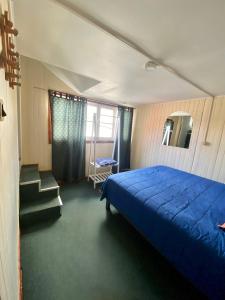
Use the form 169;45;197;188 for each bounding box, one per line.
0;10;21;88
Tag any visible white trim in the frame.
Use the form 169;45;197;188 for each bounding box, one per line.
40;186;59;192
58;195;63;206
20;179;40;186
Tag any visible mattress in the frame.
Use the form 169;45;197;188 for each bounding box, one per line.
101;165;225;299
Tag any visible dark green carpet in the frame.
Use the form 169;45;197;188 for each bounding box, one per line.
21;181;205;300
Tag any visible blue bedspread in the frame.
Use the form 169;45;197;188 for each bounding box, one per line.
101;165;225;299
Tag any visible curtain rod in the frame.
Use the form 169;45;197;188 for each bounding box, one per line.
87;98;120;108
48;89;135;109
48;89;85;100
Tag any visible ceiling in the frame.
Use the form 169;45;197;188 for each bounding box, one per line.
14;0;225;105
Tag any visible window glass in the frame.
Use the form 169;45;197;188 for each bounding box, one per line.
99;124;113;138
86;103;116;140
99;107;114;138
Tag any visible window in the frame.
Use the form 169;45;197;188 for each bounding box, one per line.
86;102;117;141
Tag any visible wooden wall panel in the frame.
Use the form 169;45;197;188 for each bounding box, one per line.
213;119;225;183
0;1;20;299
132;96;225;183
191;97;225;178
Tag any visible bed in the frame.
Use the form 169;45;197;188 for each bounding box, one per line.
101;165;225;300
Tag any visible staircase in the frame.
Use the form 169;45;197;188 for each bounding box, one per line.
20;164;63;227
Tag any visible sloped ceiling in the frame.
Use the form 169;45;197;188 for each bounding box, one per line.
14;0;225;105
44;63;100;94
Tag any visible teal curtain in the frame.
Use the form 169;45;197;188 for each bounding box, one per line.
114;106;133;171
50;93;87;182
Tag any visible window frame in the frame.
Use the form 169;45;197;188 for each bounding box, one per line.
86;102;117;143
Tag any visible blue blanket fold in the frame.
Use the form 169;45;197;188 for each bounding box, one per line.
96;157;117;166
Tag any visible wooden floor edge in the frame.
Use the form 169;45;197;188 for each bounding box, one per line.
19;229;23;300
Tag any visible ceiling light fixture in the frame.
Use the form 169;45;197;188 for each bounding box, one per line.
144;60;160;71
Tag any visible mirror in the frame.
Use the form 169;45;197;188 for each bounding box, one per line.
162;112;193;149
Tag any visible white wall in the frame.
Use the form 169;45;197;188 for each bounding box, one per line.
20;56;113;173
131;96;225;183
0;1;20;299
20;56;75;170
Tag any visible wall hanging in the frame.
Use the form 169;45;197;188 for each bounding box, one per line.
0;10;21;89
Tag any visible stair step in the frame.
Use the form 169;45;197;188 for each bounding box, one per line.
20;165;62;227
20;196;63;228
20;196;63;217
40;171;59;191
20;164;40;185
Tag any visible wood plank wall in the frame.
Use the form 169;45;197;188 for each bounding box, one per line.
131;96;225;183
0;0;20;299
